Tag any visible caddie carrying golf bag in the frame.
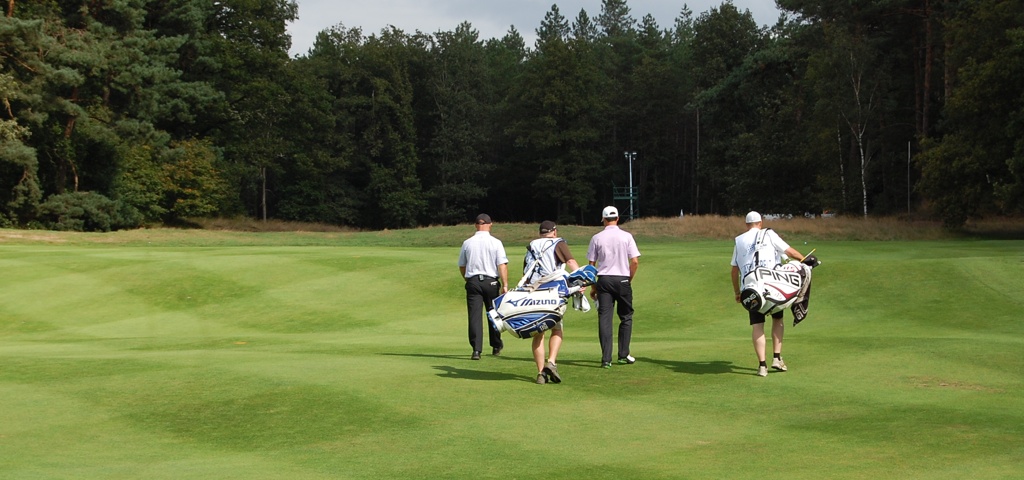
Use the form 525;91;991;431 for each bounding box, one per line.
740;255;821;325
488;265;598;339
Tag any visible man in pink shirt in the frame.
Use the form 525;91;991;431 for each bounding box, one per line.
587;206;641;368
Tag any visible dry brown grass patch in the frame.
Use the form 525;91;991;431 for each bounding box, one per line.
194;217;357;233
1;215;1020;247
619;215;1024;241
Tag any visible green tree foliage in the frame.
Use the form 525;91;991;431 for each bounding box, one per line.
268;57;356;225
111;143;166;223
421;22;491;225
350;28;427;228
179;0;298;219
0;73;41;225
594;0;640;211
37;191;139;232
504;5;608;224
161;139;229;221
689;4;764;214
917;0;1024;226
1;0;1020;229
25;0;187;194
304;25;427;228
475;29;527;222
629;13;691;216
1;0;227;227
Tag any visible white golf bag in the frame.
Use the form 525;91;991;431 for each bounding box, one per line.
739;255;820;325
488;265;597;339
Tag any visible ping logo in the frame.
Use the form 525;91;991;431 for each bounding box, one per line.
756;268;801;287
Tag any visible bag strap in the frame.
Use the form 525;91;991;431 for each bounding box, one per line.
748;228;772;273
523;238;561;286
540;237;562;254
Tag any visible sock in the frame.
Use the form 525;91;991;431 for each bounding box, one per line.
759;361;767;367
773;353;781;360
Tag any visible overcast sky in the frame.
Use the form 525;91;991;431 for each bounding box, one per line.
286;0;784;56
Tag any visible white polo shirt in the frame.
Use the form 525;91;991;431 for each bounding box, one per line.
731;227;791;277
458;231;508;278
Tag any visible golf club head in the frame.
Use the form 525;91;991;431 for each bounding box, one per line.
802;254;821;268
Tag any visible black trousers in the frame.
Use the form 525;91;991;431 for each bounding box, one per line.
465;275;503;352
595;275;633;364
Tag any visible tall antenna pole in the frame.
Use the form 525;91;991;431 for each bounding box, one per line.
623;151;637;220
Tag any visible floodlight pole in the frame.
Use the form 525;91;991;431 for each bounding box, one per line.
261;165;267;221
625;151;636;220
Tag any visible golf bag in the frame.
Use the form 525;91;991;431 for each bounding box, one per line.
488;265;598;339
739;255;821;325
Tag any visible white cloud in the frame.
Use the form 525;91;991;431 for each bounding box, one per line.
287;0;784;56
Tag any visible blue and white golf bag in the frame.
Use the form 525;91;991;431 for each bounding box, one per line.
739;255;820;325
488;265;598;339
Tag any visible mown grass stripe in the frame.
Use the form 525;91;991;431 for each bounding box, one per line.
1;238;1021;479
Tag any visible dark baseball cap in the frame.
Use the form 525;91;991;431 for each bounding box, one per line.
539;220;556;234
475;213;492;224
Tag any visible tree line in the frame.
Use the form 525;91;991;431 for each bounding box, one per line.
1;0;1020;231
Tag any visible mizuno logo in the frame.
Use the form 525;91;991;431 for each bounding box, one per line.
508;298;559;307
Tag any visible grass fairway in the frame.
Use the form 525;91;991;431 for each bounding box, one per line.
1;234;1022;479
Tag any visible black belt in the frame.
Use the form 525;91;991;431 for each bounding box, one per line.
468;274;497;281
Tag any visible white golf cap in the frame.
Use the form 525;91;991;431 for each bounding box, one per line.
602;206;619;219
745;211;762;223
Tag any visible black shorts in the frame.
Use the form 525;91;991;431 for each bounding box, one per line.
749;310;784;325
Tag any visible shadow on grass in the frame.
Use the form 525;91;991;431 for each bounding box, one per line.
555;359;618;369
382;352;757;376
384;351;547;363
381;352;470;360
432;365;533;382
640;357;753;375
385;352;620;370
380;352;536;382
